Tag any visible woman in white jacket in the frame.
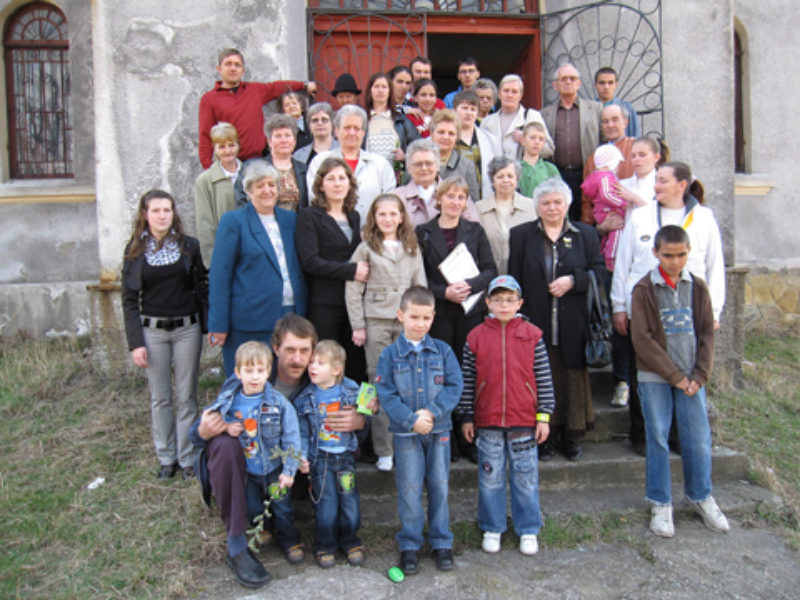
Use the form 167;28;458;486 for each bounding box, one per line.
611;161;725;455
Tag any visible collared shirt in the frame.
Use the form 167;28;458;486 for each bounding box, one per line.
456;129;482;186
553;97;582;169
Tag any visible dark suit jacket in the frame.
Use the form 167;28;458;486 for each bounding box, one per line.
208;203;307;333
507;219;604;368
296;205;361;308
416;218;497;317
541;98;603;165
233;157;309;209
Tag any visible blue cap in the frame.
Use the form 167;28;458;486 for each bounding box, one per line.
488;275;521;296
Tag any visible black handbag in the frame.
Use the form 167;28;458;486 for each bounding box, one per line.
585;270;614;368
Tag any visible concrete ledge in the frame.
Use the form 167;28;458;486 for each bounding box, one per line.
0;281;93;338
734;173;776;196
0;180;95;204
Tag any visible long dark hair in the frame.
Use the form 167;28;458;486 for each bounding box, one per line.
663;161;704;204
125;189;185;259
362;193;418;255
365;72;398;117
311;157;359;213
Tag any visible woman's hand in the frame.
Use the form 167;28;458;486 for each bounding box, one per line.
614;183;647;207
352;328;367;347
510;128;523;143
354;261;370;283
208;332;227;347
597;213;624;236
548;275;574;298
613;312;629;336
131;346;148;368
444;281;472;304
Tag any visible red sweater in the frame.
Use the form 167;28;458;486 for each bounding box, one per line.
198;80;305;168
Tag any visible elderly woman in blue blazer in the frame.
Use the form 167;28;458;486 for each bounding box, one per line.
208;160;307;375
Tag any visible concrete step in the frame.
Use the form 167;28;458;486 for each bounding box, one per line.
348;479;781;529
354;442;750;497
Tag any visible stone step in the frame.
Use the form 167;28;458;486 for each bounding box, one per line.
350;478;781;528
354;443;749;497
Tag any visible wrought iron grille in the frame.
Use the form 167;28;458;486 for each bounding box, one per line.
3;2;72;179
542;0;663;136
310;1;532;11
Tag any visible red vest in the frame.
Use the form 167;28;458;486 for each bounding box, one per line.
467;317;543;429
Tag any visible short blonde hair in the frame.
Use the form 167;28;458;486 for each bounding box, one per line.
434;175;470;211
235;341;273;370
430;108;461;134
210;122;239;145
312;340;346;384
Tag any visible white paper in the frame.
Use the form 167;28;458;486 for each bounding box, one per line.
437;242;484;313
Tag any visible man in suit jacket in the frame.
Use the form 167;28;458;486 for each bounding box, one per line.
541;63;603;221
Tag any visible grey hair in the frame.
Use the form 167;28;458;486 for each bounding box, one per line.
307;101;334;121
334;104;368;130
487;156;521;189
499;74;524;94
243;160;280;194
265;113;298;138
555;62;580;79
533;177;573;210
603;101;629;121
474;78;498;103
406;138;440;164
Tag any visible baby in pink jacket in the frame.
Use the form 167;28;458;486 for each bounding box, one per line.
581;144;626;270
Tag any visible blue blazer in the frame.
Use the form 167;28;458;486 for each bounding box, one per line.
208;202;307;333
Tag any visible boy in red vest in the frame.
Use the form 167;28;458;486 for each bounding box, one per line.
458;275;555;556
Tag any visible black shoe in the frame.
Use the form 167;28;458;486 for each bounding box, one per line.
434;548;454;571
157;463;178;480
632;440;647;457
559;439;582;461
450;439;460;463
400;550;418;575
225;548;272;588
357;448;379;464
181;466;195;480
464;444;479;464
538;439;555;462
668;439;682;455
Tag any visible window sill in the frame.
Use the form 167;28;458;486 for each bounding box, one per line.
734;173;775;196
0;180;95;205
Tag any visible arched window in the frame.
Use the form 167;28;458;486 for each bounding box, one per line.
3;2;72;179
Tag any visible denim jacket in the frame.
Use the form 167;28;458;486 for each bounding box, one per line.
375;334;463;434
294;377;360;463
188;374;301;477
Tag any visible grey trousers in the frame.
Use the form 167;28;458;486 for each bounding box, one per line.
142;320;202;467
365;317;403;458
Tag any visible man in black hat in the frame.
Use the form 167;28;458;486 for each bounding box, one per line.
332;73;361;108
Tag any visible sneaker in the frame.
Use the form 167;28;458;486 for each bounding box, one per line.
482;532;501;553
284;544;304;564
315;552;335;568
689;496;730;533
519;534;538;556
376;456;393;472
650;504;675;538
347;545;365;566
611;381;629;407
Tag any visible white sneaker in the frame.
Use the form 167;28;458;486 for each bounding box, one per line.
689;496;730;533
650;504;675;538
376;456;393;472
519;534;538;556
611;381;629;407
482;532;501;553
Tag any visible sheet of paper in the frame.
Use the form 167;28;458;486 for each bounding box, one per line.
438;242;483;313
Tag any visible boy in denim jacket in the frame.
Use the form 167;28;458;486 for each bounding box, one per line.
458;275;555;557
295;340;365;568
191;340;302;588
375;286;464;574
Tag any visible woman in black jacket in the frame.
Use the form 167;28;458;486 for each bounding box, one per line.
122;189;208;480
297;156;367;380
508;177;604;462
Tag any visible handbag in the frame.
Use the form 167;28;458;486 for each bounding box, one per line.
584;270;614;368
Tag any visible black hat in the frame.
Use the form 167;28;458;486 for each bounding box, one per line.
332;73;361;96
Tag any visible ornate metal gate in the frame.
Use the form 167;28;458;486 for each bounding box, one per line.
541;0;663;136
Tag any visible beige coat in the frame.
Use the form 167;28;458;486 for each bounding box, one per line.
345;241;427;329
475;192;537;274
194;161;237;268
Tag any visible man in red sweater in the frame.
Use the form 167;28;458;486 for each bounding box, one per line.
198;48;317;168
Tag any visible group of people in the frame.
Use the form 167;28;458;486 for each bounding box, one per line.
119;47;729;589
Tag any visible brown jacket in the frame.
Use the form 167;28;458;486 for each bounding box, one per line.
630;272;715;387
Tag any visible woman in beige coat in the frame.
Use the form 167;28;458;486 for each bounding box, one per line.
475;156;537;274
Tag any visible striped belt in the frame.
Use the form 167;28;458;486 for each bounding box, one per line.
140;314;198;332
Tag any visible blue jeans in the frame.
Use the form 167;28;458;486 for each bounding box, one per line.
245;467;301;552
476;429;543;536
639;382;712;505
394;432;453;551
310;451;362;554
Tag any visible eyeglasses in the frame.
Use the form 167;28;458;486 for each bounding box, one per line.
410;160;436;168
558;76;579;82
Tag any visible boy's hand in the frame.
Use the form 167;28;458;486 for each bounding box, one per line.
226;421;243;437
299;459;310;474
325;405;366;432
461;422;475;443
685;380;700;397
613;312;629;336
535;421;550;444
676;377;691;394
412;409;433;434
278;473;294;489
197;409;227;440
367;396;380;415
352;328;367;347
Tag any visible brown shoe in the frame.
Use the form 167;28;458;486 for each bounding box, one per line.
285;544;304;565
347;545;365;566
316;552;335;568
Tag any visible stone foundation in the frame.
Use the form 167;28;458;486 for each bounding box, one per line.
743;267;800;332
